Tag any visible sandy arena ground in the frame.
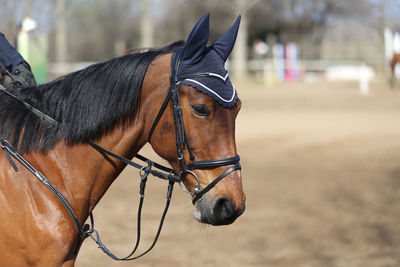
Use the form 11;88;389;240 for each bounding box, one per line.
76;79;400;267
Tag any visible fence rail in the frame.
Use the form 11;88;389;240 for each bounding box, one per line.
248;59;375;95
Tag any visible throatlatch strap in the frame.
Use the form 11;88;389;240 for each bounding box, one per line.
147;90;172;142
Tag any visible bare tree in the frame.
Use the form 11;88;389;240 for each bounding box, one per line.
3;0;399;68
186;0;260;77
140;0;154;47
55;0;67;63
0;1;22;39
214;0;260;78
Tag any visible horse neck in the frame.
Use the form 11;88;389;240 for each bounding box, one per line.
26;52;172;222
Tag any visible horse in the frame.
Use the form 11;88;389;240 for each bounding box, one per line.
0;14;245;266
391;53;400;86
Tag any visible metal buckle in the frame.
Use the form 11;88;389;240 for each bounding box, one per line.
0;139;9;148
139;166;148;178
178;170;202;195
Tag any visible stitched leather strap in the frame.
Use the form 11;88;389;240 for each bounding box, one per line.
188;155;240;170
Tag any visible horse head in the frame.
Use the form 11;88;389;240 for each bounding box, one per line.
148;14;245;226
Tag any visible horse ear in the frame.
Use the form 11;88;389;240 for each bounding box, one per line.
182;13;210;64
213;15;241;61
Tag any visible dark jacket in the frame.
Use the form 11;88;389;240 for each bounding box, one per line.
0;32;24;72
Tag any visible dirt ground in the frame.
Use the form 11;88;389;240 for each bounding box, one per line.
76;79;400;267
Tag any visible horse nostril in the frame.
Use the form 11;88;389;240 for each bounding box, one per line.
213;197;237;225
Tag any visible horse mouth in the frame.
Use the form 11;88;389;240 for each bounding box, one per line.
193;196;245;226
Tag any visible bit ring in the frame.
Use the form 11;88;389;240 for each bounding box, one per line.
178;170;201;195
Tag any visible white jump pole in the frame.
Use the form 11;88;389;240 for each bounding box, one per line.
359;64;369;95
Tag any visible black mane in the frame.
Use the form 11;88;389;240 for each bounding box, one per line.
0;41;183;153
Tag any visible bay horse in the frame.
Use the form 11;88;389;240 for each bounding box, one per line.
0;14;245;266
391;53;400;86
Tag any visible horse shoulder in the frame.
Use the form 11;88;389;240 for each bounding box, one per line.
0;156;78;266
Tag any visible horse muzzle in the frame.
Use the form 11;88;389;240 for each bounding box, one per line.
194;195;245;226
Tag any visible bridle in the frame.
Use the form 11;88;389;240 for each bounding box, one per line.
0;49;241;260
147;50;241;204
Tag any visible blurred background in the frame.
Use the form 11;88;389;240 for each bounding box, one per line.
1;0;400;83
2;0;400;266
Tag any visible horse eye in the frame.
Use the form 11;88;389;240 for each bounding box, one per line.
191;105;210;117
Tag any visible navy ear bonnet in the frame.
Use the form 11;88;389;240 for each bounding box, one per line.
172;13;241;108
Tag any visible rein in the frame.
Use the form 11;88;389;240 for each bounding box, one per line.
0;83;178;258
0;50;241;260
